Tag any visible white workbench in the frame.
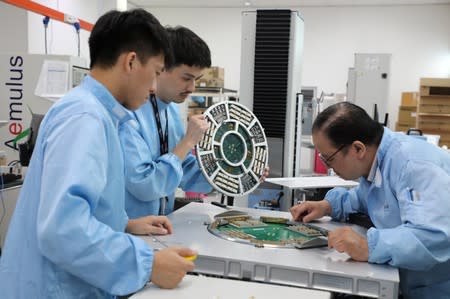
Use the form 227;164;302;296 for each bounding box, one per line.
131;274;331;299
140;202;399;298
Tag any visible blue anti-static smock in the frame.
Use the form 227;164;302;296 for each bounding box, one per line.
119;97;212;218
325;128;450;299
0;76;153;299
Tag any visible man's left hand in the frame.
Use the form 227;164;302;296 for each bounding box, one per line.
260;166;270;182
327;227;369;261
126;215;173;235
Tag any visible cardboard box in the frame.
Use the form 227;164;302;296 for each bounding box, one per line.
419;96;450;114
401;92;419;107
439;132;450;146
398;106;417;124
419;96;450;106
419;86;450;97
420;78;450;96
419;104;450;114
196;78;224;88
420;78;450;88
418;116;450;131
440;140;450;147
196;66;225;88
395;122;414;132
204;67;224;80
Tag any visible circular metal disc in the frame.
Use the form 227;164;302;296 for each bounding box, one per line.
196;101;269;196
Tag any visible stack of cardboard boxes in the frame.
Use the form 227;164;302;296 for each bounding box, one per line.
395;92;419;132
188;66;226;119
416;78;450;146
195;67;224;88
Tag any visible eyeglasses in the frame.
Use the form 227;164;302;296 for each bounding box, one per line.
318;144;347;167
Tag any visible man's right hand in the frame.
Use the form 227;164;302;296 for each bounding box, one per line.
150;247;196;289
173;114;209;160
185;114;209;146
289;200;332;223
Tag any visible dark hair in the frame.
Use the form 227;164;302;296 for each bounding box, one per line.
312;102;384;147
164;26;211;70
88;9;172;69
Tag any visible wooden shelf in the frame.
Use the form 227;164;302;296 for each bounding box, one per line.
419;94;450;98
417;113;450;117
188;87;238;118
417;78;450;146
193;86;237;95
420;78;450;88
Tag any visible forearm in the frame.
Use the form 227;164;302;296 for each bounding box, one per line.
324;188;350;221
172;138;196;161
325;186;365;221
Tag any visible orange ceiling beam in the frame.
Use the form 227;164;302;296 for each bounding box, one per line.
2;0;93;31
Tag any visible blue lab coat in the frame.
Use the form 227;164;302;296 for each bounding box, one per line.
119;97;212;218
0;76;153;298
325;128;450;299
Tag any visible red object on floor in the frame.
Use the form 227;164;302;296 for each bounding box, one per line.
314;149;328;174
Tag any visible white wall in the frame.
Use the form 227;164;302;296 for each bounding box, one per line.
2;2;449;126
148;4;450;128
0;0;116;63
0;2;28;52
28;1;94;60
149;8;243;91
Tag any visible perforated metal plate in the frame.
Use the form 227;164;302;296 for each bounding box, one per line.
196;101;269;196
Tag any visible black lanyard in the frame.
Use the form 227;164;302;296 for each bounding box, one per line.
150;95;170;215
150;94;169;155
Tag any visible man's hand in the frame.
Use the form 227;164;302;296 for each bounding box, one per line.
150;247;197;289
328;227;369;262
289;200;331;223
260;166;270;182
184;114;209;147
126;216;173;235
173;114;209;160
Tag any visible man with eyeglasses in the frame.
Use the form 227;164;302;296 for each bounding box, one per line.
290;102;450;299
318;143;347;168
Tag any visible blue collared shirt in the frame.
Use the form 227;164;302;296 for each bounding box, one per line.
325;128;450;298
119;97;212;218
0;76;153;298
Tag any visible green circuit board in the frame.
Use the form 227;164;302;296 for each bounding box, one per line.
209;216;328;248
220;223;311;242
